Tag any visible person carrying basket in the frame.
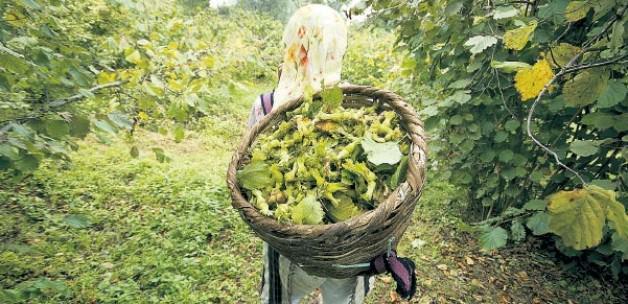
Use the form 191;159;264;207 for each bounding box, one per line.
240;4;423;303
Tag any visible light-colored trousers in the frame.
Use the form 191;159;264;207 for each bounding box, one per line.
260;243;374;304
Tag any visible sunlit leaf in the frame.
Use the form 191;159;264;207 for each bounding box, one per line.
97;71;117;84
514;59;555;101
547;186;619;250
490;61;531;73
565;1;591;22
463;35;498;54
125;50;142;64
361;137;402;165
503;21;537;50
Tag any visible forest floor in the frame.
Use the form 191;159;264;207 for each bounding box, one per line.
1;81;626;303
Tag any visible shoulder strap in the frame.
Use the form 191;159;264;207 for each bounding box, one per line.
259;91;275;115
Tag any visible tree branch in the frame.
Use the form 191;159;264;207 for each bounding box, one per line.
526;50;589;186
48;81;126;107
562;54;628;74
0;42;38;67
0;81;127;134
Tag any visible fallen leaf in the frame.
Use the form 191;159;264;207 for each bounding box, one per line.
411;239;427;249
517;271;529;281
389;290;399;302
465;256;475;265
436;264;448;271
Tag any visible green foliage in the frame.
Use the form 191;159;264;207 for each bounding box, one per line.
237;0;349;22
236;161;274;190
0;117;263;302
238;93;410;224
238;0;297;22
479;226;508;251
370;0;627;273
361;137;402;166
342;26;405;89
291;193;325;224
546;186;620;250
0;0;282;177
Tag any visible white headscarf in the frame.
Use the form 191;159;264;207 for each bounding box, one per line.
273;4;348;106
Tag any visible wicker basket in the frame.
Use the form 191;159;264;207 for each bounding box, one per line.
226;85;427;278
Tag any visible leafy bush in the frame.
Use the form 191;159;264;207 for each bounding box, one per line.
0;0;281;176
370;0;627;275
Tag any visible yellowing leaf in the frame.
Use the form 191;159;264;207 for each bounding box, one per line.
167;42;178;50
547;187;606;250
503;21;537;50
168;78;185;92
562;69;608;106
3;10;26;27
125;50;142;64
97;71;117;84
315;120;340;133
188;79;205;93
547;186;624;250
565;1;591;22
137;111;149;122
514;59;555;101
201;56;215;69
149;32;160;41
547;43;581;67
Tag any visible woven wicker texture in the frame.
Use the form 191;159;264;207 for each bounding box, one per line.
227;85;427;278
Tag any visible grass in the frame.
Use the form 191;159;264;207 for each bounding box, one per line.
1;80;626;303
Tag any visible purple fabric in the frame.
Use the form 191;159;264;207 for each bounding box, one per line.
261;92;273;115
386;252;411;291
367;250;417;299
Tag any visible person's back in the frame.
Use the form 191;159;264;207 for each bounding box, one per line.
246;5;374;303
